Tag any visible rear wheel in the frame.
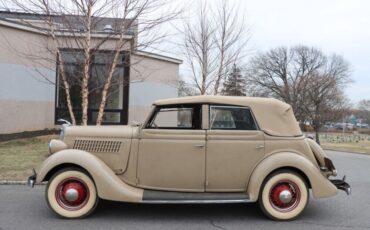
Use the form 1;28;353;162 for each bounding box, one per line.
259;170;309;221
46;168;98;218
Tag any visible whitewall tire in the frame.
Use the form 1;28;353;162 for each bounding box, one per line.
259;170;309;221
46;168;99;218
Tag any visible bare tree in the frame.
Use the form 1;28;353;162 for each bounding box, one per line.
178;78;198;97
357;99;370;125
246;45;352;143
3;0;180;125
303;55;351;143
358;99;370;111
182;1;213;95
246;46;329;122
181;0;250;95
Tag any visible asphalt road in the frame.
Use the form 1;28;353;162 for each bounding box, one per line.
1;150;369;230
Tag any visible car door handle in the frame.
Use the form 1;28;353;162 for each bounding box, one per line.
193;144;205;148
256;145;265;149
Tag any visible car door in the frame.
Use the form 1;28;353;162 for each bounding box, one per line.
137;104;206;192
206;105;265;192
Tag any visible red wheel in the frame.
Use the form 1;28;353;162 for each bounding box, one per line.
55;178;90;211
269;180;300;212
46;168;98;218
259;171;308;221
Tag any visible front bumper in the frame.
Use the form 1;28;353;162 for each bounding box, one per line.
330;176;351;195
27;169;37;188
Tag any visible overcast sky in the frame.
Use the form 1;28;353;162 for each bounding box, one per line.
169;0;369;103
5;0;368;102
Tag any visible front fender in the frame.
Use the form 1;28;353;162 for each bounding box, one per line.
36;149;143;203
247;152;337;201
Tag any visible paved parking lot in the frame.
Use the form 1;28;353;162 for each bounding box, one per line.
0;150;369;230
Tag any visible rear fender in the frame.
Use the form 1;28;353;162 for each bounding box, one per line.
36;149;143;203
247;152;337;201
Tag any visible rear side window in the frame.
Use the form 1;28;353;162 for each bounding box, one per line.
210;106;257;130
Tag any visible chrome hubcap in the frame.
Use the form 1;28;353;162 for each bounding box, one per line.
279;190;293;204
269;180;301;212
64;188;79;203
55;177;90;211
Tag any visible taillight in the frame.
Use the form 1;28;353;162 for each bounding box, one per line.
323;157;337;176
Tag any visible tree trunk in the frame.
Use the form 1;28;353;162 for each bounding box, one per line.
57;54;76;126
314;106;320;145
315;127;320;145
81;4;92;126
96;50;122;125
45;15;76;125
213;49;225;95
201;73;207;95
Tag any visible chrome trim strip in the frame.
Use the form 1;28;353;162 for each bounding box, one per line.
140;199;252;204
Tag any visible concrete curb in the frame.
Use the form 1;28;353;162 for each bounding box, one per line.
0;180;27;185
323;148;370;156
0;181;47;185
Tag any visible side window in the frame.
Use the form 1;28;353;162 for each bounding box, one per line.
147;105;201;129
210;106;257;130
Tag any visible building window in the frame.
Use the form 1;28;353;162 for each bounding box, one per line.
55;49;130;125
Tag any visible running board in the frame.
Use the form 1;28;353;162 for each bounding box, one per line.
142;190;251;204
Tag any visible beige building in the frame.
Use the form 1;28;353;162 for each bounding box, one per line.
0;11;182;135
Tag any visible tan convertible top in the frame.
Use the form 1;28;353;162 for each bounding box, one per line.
154;95;302;137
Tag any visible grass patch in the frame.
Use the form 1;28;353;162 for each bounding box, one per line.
0;135;55;181
321;142;370;155
320;132;370;155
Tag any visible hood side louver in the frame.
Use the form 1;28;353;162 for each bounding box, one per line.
73;139;122;153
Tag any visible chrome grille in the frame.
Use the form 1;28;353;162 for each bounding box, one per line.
73;139;122;153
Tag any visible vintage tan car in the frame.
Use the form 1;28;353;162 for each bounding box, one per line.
28;96;350;220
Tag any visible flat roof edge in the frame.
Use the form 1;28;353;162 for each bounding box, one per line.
134;50;183;64
0;18;133;39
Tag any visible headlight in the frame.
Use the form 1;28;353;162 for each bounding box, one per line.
49;139;68;154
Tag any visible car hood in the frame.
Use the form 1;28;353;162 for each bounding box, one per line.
63;125;138;139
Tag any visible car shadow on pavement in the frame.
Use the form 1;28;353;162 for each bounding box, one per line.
89;198;330;223
93;200;264;221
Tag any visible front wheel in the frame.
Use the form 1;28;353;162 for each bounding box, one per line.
46;168;99;218
259;170;309;221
